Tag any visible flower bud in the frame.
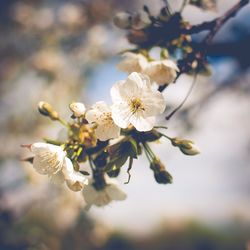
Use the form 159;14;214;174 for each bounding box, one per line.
113;12;132;29
107;166;120;178
154;170;172;184
69;102;86;117
171;138;200;156
150;159;172;184
131;11;151;30
38;101;59;120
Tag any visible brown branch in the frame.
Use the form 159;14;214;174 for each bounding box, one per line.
184;0;249;37
204;0;249;44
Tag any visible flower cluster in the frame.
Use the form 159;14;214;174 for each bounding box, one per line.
23;69;199;209
23;1;206;209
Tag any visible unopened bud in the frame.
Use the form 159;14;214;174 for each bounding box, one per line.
107;166;120;178
69;102;86;117
150;159;172;184
113;12;132;29
38;101;59;120
154;170;172;184
171;138;200;155
131;11;151;30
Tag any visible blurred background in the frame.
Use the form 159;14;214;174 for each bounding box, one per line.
0;0;250;249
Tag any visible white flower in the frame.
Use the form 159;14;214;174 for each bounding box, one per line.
31;142;88;191
69;102;86;117
82;179;127;208
111;72;166;132
117;52;148;74
31;142;66;175
85;101;120;141
143;59;179;85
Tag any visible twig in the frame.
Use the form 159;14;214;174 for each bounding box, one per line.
180;0;190;12
204;0;249;45
124;157;133;184
166;74;197;120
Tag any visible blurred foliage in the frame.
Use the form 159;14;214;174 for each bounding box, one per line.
1;204;249;250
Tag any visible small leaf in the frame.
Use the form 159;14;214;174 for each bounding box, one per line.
80;170;90;176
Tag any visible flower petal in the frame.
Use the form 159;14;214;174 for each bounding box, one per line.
50;171;65;184
130;112;155;131
106;184;127;201
82;184;99;205
95;123;120;141
62;157;74;178
111;103;131;128
110;80;126;103
142;90;166;116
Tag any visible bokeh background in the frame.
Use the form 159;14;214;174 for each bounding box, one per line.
0;0;250;249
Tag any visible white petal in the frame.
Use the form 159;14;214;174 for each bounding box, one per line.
66;171;88;192
82;184;99;205
69;102;86;117
111;103;131;128
106;184;127;201
62;157;74;178
32;143;65;175
85;109;99;124
117;52;148;73
162;59;179;72
126;72;150;93
111;73;148;103
143;60;178;85
33;156;50;175
93;192;112;207
50;170;65;184
110;80;126;103
130;112;155;131
92;101;111;113
31;142;66;157
95;124;120;141
142;90;166;116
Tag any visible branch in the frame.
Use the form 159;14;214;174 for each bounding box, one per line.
204;0;249;44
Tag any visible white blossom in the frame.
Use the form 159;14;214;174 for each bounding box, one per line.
69;102;86;117
85;101;120;141
111;72;166;132
117;52;148;74
31;142;88;191
143;59;179;85
31;142;66;175
82;179;127;208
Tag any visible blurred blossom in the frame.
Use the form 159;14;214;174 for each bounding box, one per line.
31;50;65;75
34;8;55;30
12;2;34;27
58;3;86;29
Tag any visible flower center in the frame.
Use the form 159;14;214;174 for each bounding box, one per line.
130;97;144;113
40;151;61;173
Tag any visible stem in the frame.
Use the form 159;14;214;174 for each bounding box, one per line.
143;144;153;162
58;118;68;127
204;0;249;45
88;156;95;171
160;133;172;141
43;138;63;146
154;126;168;130
180;0;189;12
124;157;133;184
166;74;197;120
143;142;156;161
